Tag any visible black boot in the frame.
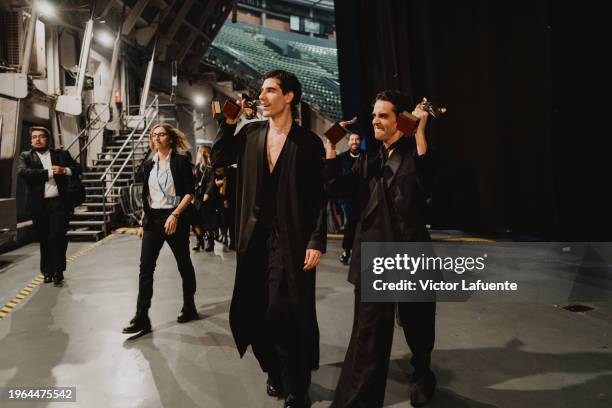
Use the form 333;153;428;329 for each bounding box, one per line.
177;298;199;323
192;234;204;251
339;249;351;265
204;232;214;252
123;313;152;334
53;271;65;286
266;373;284;398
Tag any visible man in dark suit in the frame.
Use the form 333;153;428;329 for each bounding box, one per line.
324;90;437;407
336;131;363;265
17;126;82;286
212;70;326;408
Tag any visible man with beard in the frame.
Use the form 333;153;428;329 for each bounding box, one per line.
212;70;326;408
335;131;362;264
324;90;437;407
17;126;82;286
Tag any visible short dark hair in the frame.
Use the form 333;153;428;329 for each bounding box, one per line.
373;90;413;117
262;70;302;107
29;126;51;139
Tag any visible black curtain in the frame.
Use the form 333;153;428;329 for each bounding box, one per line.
334;0;609;240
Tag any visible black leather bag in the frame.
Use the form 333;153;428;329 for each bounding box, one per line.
67;173;86;208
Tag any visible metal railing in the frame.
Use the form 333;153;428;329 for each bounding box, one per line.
98;96;159;235
64;104;110;163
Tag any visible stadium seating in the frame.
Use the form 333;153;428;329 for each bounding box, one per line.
208;23;342;122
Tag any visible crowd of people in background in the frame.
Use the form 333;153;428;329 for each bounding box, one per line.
190;145;237;252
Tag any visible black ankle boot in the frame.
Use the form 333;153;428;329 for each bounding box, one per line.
204;233;214;252
192;235;204;251
123;314;151;334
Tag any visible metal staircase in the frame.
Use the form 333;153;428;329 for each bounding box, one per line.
67;97;159;240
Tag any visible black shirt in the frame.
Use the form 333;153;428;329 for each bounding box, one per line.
259;140;285;227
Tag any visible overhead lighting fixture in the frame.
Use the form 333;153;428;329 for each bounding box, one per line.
194;95;206;107
37;1;56;18
96;30;115;48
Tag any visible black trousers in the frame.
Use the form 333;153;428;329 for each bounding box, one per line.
249;225;311;397
32;197;70;277
340;200;357;252
136;209;197;316
331;289;436;408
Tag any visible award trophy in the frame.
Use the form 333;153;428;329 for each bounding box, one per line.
325;116;357;145
396;97;447;136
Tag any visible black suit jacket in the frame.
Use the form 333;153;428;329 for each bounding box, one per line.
17;149;82;215
140;151;195;227
325;136;433;286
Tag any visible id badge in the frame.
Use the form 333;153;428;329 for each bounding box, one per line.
166;195;181;206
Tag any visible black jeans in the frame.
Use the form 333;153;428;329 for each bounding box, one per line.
249;225;312;398
32;197;70;277
136;209;197;317
331;289;436;408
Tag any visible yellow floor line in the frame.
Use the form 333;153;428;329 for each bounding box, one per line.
0;233;116;321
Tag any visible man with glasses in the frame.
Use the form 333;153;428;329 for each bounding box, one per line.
18;126;81;286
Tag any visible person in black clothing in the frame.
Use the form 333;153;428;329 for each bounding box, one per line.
335;131;363;265
193;146;216;251
324;91;437;407
212;70;326;408
206;167;227;251
122;123;198;337
17;126;82;286
223;164;237;250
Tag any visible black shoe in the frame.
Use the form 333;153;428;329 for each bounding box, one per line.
177;308;199;323
43;275;53;284
204;238;214;252
339;250;350;265
53;272;64;286
266;374;284;398
122;316;152;334
284;393;308;408
192;236;204;251
409;372;436;407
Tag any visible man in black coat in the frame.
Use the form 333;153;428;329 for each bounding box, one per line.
336;131;363;264
324;90;437;407
17;126;82;286
212;70;326;408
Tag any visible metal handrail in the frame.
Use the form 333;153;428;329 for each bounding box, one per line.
64;104;110;152
74;125;105;162
98;97;159;234
104;119;155;196
99;96;158;181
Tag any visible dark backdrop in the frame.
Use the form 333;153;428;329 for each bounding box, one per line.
334;0;609;240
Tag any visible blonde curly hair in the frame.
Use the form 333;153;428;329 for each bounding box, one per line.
148;122;191;153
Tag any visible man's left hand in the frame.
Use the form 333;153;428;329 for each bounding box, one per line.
304;249;322;271
164;214;178;235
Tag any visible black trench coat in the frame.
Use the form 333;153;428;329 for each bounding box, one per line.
212;120;327;368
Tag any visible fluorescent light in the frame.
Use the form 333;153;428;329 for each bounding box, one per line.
96;30;115;48
37;1;56;18
194;95;205;106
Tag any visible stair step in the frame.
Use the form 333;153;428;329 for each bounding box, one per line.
69;220;106;226
85;186;123;190
82;202;120;207
72;211;114;216
86;194;121;198
66;230;104;237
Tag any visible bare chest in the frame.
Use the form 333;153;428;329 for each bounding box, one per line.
266;130;288;172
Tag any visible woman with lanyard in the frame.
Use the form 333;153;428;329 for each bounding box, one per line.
123;123;198;337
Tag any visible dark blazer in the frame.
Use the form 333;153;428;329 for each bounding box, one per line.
212;119;326;368
17;148;82;215
325;136;433;286
140;151;195;227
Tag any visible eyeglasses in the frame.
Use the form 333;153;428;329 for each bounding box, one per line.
151;132;169;138
31;134;48;140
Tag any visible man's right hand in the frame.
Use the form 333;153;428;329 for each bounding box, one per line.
137;227;144;240
225;99;245;125
324;137;337;159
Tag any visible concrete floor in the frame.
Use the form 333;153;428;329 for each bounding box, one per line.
0;232;611;408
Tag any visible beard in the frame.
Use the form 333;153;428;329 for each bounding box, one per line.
34;146;49;153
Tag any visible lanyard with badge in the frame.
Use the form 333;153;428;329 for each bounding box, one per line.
156;158;181;206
